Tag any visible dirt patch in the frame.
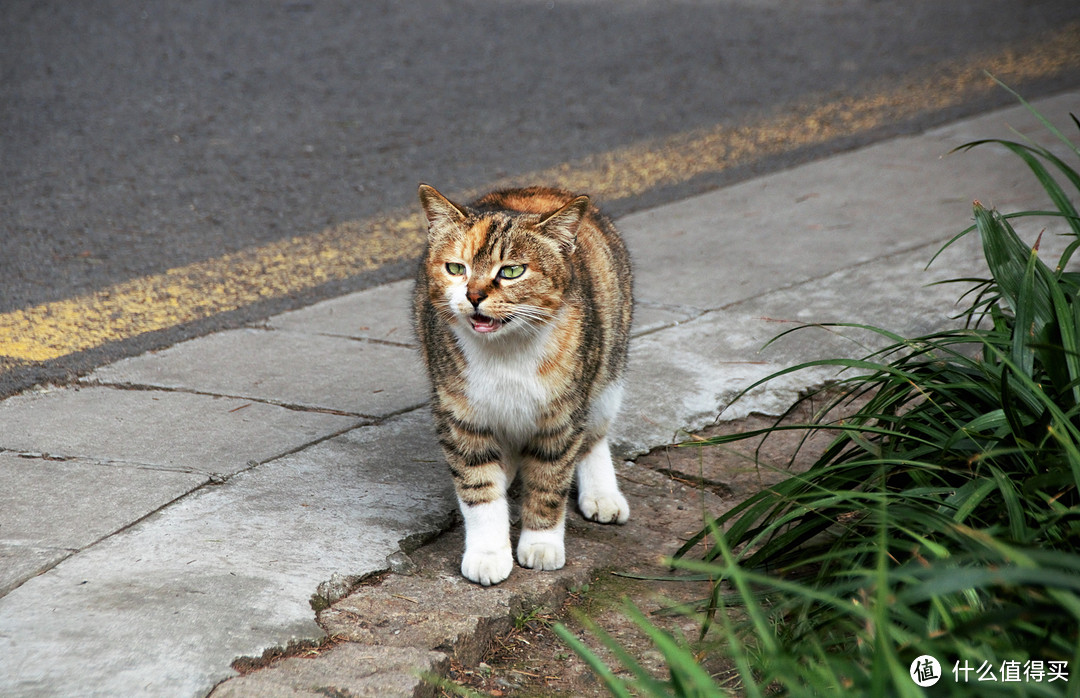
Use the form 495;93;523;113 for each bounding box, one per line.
439;572;738;697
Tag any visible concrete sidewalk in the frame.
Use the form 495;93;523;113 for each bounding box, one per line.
1;91;1077;697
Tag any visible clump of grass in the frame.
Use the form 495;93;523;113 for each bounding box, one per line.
558;86;1080;696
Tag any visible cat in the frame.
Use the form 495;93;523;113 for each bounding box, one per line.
413;183;633;586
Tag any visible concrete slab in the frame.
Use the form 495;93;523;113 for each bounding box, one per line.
631;300;703;337
0;544;68;600
613;234;997;457
326;567;519;651
268;279;416;347
0;409;455;698
0;385;358;475
209;643;447;698
620;91;1080;312
0;452;206;595
90;329;429;418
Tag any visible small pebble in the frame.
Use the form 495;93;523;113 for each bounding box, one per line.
386;550;418;576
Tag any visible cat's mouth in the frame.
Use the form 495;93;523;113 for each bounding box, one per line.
468;313;507;334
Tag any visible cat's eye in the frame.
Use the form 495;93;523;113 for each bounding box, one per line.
445;262;466;276
498;264;526;280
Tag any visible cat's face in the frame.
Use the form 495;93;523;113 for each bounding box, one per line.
419;185;587;339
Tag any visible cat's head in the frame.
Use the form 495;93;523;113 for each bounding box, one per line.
418;184;587;339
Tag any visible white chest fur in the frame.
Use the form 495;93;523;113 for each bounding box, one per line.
454;325;552;447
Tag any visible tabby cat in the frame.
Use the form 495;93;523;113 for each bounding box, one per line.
413;184;633;586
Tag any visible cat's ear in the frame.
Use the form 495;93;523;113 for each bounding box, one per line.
418;184;468;240
537;195;589;253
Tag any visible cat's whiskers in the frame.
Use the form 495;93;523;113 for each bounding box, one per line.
507;304;556;338
433;301;461;327
509;303;555;323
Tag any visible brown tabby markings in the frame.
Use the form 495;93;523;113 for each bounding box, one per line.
413;184;632;583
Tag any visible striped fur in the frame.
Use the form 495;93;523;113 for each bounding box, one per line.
414;184;632;585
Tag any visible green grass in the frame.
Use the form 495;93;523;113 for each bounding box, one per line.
558;85;1080;696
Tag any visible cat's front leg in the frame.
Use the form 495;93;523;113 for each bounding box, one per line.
517;517;566;571
438;412;514;585
459;496;513;586
516;442;577;571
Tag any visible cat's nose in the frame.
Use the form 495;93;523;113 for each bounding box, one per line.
467;289;487;308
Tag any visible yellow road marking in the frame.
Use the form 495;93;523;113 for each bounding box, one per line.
2;24;1079;363
0;214;424;362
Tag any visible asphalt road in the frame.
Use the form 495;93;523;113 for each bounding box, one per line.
3;0;1080;395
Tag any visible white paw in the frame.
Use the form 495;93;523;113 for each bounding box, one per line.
516;529;566;571
461;547;513;586
579;490;630;524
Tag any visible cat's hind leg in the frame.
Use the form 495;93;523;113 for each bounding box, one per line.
576;435;630;524
577;383;630;524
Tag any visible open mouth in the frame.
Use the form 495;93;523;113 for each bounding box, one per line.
468;313;507;334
